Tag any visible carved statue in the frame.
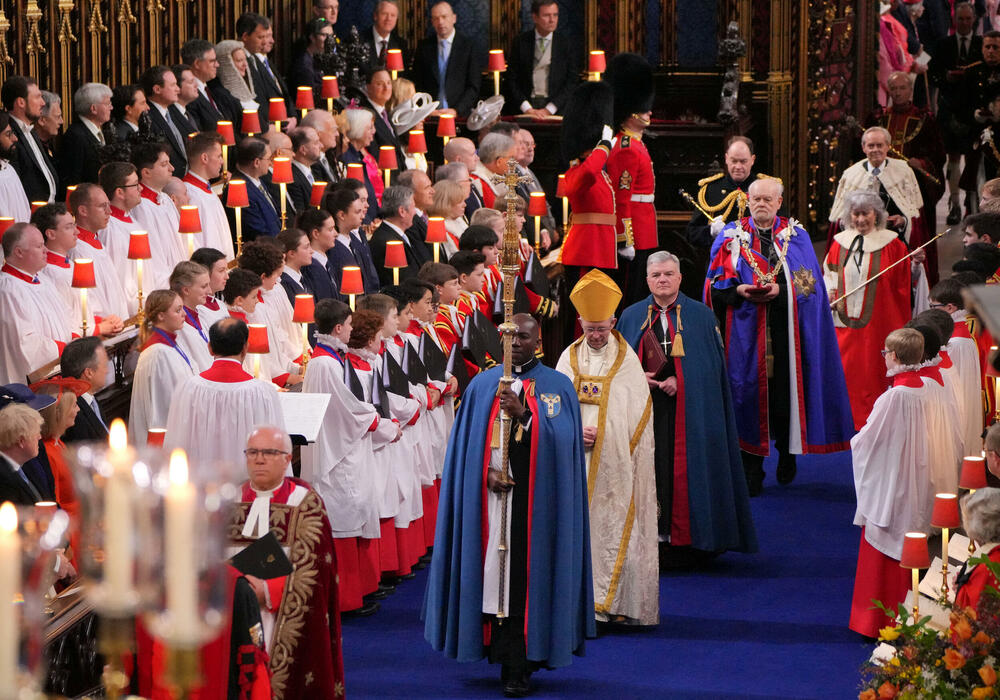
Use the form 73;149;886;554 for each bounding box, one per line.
341;26;373;101
717;21;747;126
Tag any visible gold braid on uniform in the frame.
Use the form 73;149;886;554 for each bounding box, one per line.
878;113;925;146
695;172;740;219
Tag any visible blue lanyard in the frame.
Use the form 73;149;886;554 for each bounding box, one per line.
154;328;192;368
183;307;208;343
315;343;345;366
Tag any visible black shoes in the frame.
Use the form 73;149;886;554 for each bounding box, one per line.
776;453;797;485
947;201;961;225
503;677;531;698
344;599;380;617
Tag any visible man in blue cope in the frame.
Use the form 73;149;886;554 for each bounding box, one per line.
704;177;853;496
423;313;594;698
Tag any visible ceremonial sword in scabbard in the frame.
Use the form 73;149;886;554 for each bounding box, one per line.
828;229;948;308
887;146;942;186
678;188;714;220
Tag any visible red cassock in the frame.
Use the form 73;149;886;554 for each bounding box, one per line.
606;133;657;250
824;231;912;429
955;545;1000;611
561;145;618;269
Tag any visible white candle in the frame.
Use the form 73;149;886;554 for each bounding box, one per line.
80;288;88;332
0;502;21;696
136;258;143;296
166;450;198;641
104;420;133;605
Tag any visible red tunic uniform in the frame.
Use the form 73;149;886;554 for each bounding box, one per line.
606;132;656;250
561;145;618;269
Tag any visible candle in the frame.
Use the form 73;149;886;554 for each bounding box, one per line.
0;502;20;692
104;420;133;603
166;450;198;641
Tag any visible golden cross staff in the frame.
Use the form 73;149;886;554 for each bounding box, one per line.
489;158;530;624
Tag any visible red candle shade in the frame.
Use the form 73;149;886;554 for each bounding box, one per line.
346;163;365;182
931;493;961;529
378;145;398;170
216;120;236;146
268;98;288;123
71;259;96;288
528;191;547;216
588;50;606;73
146;428;166;447
960;456;988;490
247;324;270;354
310;181;328;207
341;266;364;295
384;240;407;268
178;205;202;234
226;180;249;208
296;86;315;111
488;49;506;72
436;113;456;138
128;231;152;260
292;294;315;324
425;217;447;244
321;75;340;99
900;532;930;569
0;217;14;236
30;201;45;213
271;156;294;184
556;174;567;198
241;110;261;134
408;130;428;154
65;185;77;209
385;49;404;72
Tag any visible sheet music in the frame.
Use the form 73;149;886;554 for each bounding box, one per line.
279;392;331;443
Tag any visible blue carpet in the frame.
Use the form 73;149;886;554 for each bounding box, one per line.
342;450;873;699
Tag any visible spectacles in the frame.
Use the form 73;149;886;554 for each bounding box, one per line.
880;349;893;357
243;448;289;458
582;326;612;334
929;302;946;309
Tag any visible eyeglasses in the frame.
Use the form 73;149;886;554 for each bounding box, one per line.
243;448;289;458
928;302;946;309
880;349;893;357
582;326;612;335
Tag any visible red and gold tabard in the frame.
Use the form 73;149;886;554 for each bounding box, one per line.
607;131;656;250
561;145;618;269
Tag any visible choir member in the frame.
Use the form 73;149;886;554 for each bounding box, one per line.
331;178;380;293
301;299;399;615
130;141;187;279
298;207;341;301
32;204;100;337
99;161;146;313
419;261;463;354
0;223;75;384
170;261;215;372
325;186;367;294
129;290;196;445
183;132;236;260
230;425;345;697
190;247;231;328
164;317;284;478
68;183;130;323
276;227;315;304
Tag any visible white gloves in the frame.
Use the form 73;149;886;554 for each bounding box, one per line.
601;124;614;144
710;216;726;236
618;246;636;260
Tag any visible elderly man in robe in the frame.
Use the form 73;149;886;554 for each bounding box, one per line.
164;317;283;477
230;424;345;699
555;270;657;625
619;252;757;566
828;126;932;280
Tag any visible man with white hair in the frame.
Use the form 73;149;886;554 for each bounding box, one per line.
443;137;484;214
707;178;853;495
618;252;756;564
828;125;927;275
230;423;345;698
299;109;340;183
470;132;516;209
56;83;112;191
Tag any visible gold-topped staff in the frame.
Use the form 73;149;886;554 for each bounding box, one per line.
490;158;531;623
829;230;947;308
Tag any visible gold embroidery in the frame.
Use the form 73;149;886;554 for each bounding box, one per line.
792;266;817;297
630;398;652;455
618;170;633;190
595;490;636;615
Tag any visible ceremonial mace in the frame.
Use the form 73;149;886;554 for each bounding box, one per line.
828;230;947;308
491;158;531;624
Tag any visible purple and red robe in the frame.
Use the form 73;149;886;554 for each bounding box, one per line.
705;216;854;456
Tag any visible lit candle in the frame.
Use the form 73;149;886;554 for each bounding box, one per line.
104;420;133;602
166;450;198;640
0;502;20;691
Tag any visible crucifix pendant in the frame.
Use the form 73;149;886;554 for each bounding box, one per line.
660;334;670;355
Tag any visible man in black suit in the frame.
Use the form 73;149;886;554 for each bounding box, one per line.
290;126;326;213
364;66;408;167
0;384;57;503
0;402;50;505
505;0;580;117
2;76;59;203
237;12;293;120
171;64;206;133
929;1;984;224
363;0;409;69
182;39;244;130
57;83;112;193
300;109;341;183
370;185;422;287
397;169;436;265
59;337;111;445
411;2;483;118
139;66;189;176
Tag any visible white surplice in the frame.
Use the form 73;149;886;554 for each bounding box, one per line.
131;186;187;283
183;175;235;260
36;254;95;336
129;341;196;445
71;233;131;320
0;161;31;223
950;311;985;455
0;266;73;383
100;212;144;315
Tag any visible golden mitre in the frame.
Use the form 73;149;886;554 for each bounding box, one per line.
569;269;622;322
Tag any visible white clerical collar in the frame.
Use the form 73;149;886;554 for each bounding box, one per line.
283;265;302;284
242;479;287;538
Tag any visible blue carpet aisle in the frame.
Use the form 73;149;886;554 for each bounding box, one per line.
341;450;873;699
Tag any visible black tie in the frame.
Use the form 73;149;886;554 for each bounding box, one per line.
960;36;969;62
